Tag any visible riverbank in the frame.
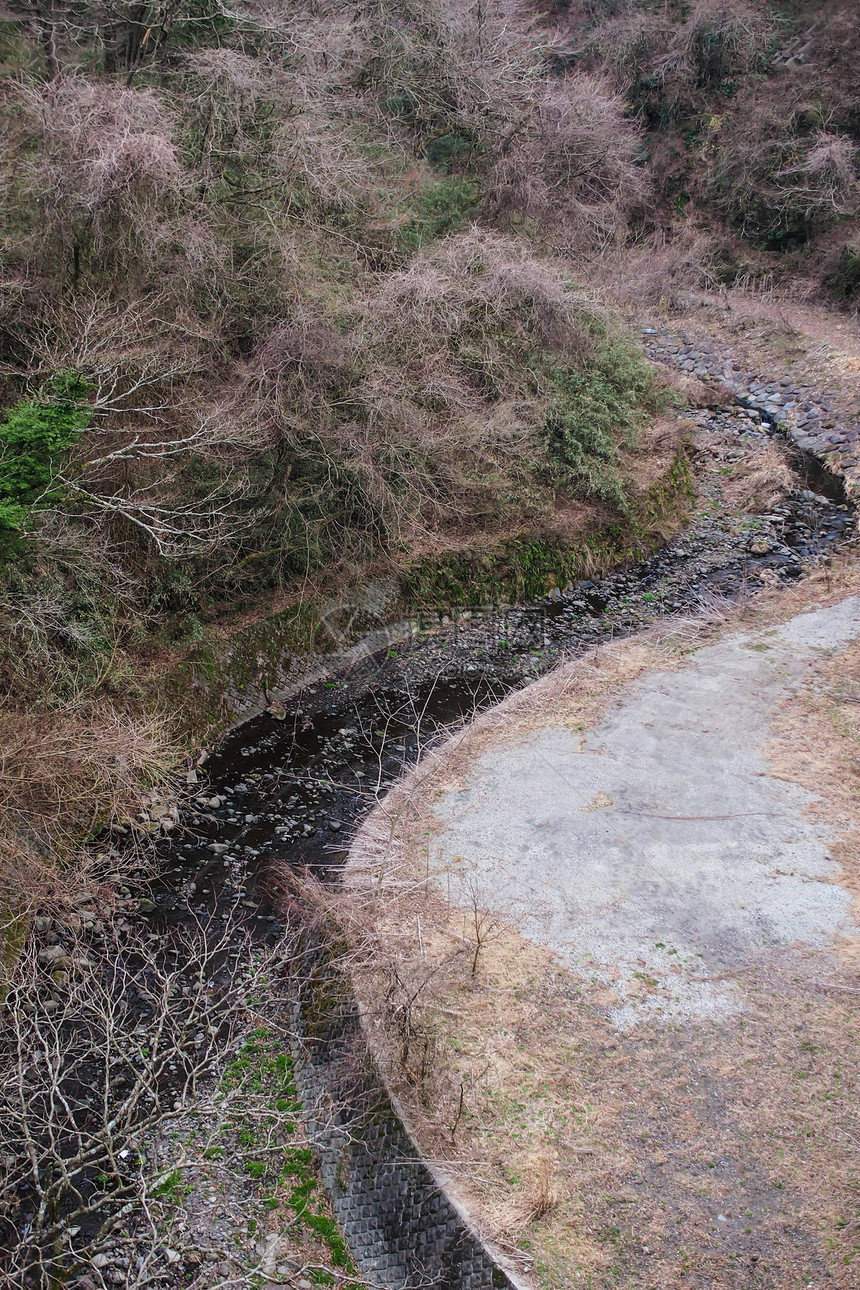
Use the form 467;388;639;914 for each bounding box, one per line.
343;564;860;1289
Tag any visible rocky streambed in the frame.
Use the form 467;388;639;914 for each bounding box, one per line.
643;323;860;496
4;381;858;1288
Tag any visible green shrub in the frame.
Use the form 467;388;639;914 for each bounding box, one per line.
545;342;660;509
0;374;91;554
395;174;481;251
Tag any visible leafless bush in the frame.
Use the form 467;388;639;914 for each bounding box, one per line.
601;227;726;307
227;227;617;554
656;0;772;93
10;76;181;278
352;0;513;147
369;227;594;359
488;73;648;249
0;912;307;1287
709;117;860;247
256;320;351;405
781;131;860;220
569;0;772;104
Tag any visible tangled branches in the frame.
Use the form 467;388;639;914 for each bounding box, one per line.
1;911;279;1287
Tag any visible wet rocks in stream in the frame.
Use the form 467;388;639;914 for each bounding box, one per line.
643;324;860;496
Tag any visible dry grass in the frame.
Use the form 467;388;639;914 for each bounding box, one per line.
721;440;794;512
767;632;860;937
0;701;183;946
341;562;860;1288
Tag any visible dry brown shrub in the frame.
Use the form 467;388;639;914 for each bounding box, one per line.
656;0;772;90
0;703;182;921
351;0;529;145
501;1153;562;1229
657;364;736;408
487;72;648;249
11;76;181;269
368;227;592;356
598;226;726;307
784;130;860;219
708;112;860;249
723;441;793;512
567;0;772;99
256;319;351;393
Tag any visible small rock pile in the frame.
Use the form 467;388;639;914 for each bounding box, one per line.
642;326;860;499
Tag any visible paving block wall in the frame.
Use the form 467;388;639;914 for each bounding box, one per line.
288;934;522;1290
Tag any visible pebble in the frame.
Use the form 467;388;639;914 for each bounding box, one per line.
38;945;68;965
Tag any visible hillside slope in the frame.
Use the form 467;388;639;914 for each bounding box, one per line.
1;0;858;912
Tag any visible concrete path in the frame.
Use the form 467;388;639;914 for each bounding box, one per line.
349;588;860;1288
432;599;860;1029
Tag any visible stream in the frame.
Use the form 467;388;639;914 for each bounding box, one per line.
161;474;855;931
7;407;859;1286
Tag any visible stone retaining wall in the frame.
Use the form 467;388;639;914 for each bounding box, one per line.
288;932;526;1290
642;325;859;499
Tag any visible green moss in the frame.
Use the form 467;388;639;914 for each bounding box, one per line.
402;449;692;608
219;1030;359;1280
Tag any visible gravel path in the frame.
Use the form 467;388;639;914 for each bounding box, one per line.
430;598;860;1028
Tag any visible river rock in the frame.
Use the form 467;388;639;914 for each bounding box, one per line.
38;945;68;965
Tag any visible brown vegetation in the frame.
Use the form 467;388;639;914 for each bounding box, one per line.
0;701;182;937
551;1;860;297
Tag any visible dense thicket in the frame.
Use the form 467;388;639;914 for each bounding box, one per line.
551;1;860;279
0;1;660;699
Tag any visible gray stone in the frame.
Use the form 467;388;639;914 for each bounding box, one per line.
38;945;67;965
